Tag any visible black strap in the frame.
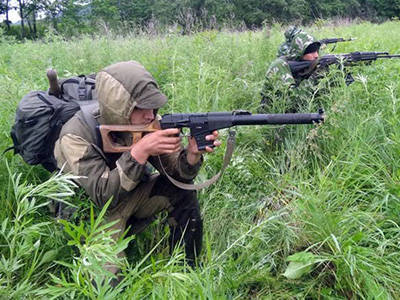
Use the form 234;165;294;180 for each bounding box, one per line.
78;77;87;100
2;146;15;156
78;103;102;149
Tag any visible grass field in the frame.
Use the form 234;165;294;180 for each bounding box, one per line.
1;20;400;299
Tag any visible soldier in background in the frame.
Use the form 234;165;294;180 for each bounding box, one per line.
277;26;304;58
260;27;321;113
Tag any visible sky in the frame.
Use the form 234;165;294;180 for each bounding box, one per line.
0;9;20;23
0;1;48;24
0;1;20;23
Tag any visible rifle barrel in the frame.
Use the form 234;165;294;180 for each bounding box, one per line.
233;112;324;125
320;37;355;44
377;54;400;58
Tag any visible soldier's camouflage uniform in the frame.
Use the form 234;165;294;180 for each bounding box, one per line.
260;27;321;113
54;61;203;273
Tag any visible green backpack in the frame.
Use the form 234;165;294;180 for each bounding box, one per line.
9;74;98;172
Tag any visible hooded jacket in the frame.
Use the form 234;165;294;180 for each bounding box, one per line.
260;28;321;112
277;26;320;59
54;61;202;208
277;26;303;58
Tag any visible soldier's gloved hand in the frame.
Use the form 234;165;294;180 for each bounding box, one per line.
186;131;221;165
130;128;182;164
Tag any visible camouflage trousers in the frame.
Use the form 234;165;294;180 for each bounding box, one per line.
105;174;203;274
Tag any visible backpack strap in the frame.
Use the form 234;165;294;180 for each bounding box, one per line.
78;102;102;149
2;146;15;155
78;76;88;100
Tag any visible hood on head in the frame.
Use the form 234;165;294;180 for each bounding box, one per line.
278;26;302;57
284;26;302;41
95;61;167;125
284;30;320;60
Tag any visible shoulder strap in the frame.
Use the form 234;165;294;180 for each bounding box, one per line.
78;76;88;100
2;146;15;155
158;130;236;191
78;102;102;148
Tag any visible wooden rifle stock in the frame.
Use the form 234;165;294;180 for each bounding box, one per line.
99;121;160;153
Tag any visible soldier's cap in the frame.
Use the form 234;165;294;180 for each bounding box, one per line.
303;42;321;55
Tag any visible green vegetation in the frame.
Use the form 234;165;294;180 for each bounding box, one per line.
1;21;400;298
1;0;400;39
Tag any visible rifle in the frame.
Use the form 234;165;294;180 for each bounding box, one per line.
277;37;355;57
288;51;400;82
99;110;325;153
319;37;355;51
99;110;324;190
319;37;355;45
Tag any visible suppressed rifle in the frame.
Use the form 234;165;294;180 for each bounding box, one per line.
99;110;325;153
319;37;355;45
319;38;356;45
319;37;356;51
277;37;355;57
99;110;324;190
288;51;400;82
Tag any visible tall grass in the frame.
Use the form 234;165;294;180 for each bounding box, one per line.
1;21;400;298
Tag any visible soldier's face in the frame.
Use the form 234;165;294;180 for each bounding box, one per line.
130;108;155;125
302;51;319;61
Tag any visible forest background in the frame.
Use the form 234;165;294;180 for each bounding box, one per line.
1;0;400;39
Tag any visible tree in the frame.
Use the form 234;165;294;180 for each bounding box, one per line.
16;0;46;38
306;0;361;19
42;0;66;30
0;0;12;30
16;0;26;38
91;0;119;27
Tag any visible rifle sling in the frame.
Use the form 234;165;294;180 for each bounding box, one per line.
157;130;236;190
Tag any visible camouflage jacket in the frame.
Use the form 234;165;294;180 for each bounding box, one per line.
54;61;202;209
260;28;321;112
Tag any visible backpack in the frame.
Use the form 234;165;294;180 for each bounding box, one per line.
9;74;98;172
59;74;97;101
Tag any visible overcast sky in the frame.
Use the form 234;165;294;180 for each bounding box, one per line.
0;1;21;23
0;10;20;23
0;2;49;24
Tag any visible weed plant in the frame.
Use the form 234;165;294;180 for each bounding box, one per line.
0;21;400;298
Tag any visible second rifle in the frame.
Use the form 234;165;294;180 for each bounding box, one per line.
288;51;400;82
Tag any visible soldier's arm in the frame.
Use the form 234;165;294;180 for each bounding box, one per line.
260;59;318;112
55;133;147;208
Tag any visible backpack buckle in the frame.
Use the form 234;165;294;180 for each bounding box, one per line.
78;87;86;100
78;77;87;100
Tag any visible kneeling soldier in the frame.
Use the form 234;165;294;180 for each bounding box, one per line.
54;61;220;279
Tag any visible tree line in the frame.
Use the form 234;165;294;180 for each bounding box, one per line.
1;0;399;39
